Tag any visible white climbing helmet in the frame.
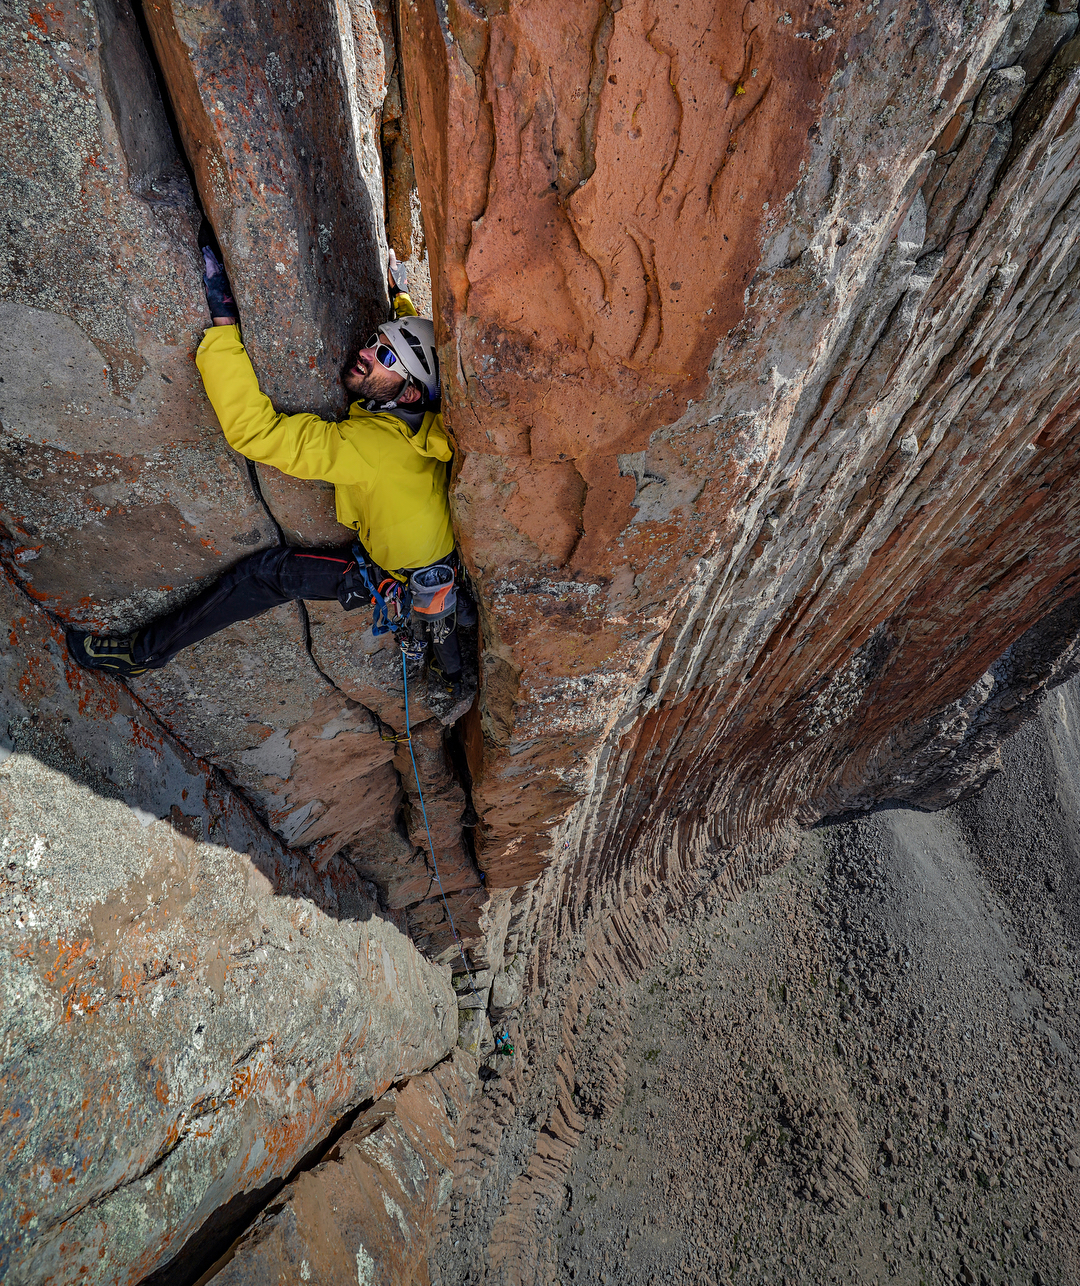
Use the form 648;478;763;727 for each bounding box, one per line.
379;316;440;401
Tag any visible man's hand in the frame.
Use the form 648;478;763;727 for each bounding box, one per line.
202;245;238;324
387;248;408;297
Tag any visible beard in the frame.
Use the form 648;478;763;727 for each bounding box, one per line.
343;356;405;402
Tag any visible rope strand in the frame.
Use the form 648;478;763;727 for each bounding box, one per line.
401;651;482;1006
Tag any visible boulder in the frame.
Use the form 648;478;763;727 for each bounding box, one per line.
489;953;525;1019
0;569;456;1284
206;1050;477;1286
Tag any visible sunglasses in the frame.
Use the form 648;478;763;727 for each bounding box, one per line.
364;335;399;370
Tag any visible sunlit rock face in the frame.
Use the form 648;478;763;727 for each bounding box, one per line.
394;0;1080;1276
401;0;1080;893
5;0;1080;1279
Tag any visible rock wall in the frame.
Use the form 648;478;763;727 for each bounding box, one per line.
6;0;1080;1279
0;569;457;1285
0;0;488;1279
397;0;1080;1276
1;0;495;971
206;1048;477;1285
402;0;1080;895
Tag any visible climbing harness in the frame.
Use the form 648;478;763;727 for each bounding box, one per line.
341;543;459;664
400;650;481;1006
339;544;411;635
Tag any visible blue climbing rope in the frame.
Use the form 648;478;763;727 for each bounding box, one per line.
400;651;480;1002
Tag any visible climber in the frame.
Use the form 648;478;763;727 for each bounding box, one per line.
67;238;474;706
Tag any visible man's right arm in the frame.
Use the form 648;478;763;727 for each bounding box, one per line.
196;327;366;483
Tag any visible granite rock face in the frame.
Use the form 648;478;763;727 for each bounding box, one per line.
0;570;456;1285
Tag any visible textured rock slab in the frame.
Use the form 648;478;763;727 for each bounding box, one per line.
207;1049;477;1286
141;0;389;418
0;572;456;1285
0;0;268;622
132;615;403;859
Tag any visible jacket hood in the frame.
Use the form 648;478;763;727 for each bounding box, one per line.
348;402;453;463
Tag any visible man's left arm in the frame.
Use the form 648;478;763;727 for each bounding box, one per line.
387;248;418;319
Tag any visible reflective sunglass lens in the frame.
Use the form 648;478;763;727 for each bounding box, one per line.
364;335;398;368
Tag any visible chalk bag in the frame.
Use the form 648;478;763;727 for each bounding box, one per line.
408;563;457;623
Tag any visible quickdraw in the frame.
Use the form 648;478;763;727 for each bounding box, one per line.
359;563;411;636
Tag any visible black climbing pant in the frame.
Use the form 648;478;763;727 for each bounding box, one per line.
133;543;464;677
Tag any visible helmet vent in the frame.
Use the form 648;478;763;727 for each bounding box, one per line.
401;327;431;374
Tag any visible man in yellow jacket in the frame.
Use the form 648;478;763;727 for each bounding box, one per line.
67;245;471;701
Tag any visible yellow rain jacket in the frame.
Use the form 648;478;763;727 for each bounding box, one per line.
195;294;454;574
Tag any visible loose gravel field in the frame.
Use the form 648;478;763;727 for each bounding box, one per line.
551;681;1080;1286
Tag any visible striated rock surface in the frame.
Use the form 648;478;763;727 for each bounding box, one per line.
0;569;456;1285
397;0;1080;1277
402;0;1080;893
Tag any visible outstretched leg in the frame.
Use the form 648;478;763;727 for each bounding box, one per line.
68;545;353;675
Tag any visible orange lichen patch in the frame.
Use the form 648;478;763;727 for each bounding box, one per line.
72;675;121;720
128;720;165;752
43;937;94;987
16;655;46;700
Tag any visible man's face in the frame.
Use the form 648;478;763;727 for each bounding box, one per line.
343;334;407;401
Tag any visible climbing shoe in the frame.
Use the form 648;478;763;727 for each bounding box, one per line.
427;655;464;699
426;658;476;725
66;628;148;677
